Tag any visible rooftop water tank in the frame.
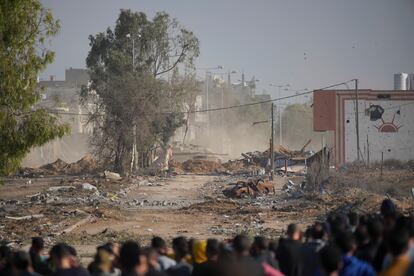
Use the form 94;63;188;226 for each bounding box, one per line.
409;74;414;90
394;73;408;90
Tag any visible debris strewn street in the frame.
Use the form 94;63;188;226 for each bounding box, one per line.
1;156;413;261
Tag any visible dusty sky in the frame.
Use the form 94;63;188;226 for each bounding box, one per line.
40;0;414;99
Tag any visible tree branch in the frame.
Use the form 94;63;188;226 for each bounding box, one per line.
154;45;188;77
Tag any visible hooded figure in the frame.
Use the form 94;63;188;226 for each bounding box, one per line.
192;240;207;265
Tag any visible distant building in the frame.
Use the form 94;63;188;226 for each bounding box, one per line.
39;68;89;88
172;71;271;156
24;68;91;166
313;89;414;165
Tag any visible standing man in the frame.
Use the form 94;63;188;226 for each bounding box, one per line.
163;145;173;177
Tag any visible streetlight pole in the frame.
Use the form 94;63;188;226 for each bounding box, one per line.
126;33;141;173
271;103;275;180
269;83;289;146
355;79;360;162
278;86;283;146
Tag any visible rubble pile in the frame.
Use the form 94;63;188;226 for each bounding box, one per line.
222;160;263;175
182;159;225;174
0;176;137;243
19;154;98;177
169;160;184;174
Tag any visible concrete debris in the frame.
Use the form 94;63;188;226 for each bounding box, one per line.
104;171;122;180
47;186;75;192
282;180;306;198
57;215;93;236
81;183;98;191
6;214;44;220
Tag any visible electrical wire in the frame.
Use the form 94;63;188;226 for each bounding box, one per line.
43;79;355;116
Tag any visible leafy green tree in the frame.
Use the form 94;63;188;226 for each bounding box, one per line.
83;9;199;173
281;103;323;149
0;0;69;176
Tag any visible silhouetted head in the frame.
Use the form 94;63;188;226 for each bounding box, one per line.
251;236;269;256
120;241;142;273
287;224;302;241
381;199;396;217
172;236;189;260
49;243;73;269
232;235;251;257
318;245;342;275
335;231;356;255
206;239;220;260
12;251;32;272
31;237;44;252
151;236;168;255
311;222;326;240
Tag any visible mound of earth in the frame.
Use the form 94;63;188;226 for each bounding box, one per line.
64;154;98;175
182;160;225;174
20;155;99;176
40;159;68;172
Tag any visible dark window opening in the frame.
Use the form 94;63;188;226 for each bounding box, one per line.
377;94;391;99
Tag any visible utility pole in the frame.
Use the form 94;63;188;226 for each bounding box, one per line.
355;79;360;162
126;33;140;173
205;71;210;140
132;38;135;70
278;86;283;146
270;103;275;180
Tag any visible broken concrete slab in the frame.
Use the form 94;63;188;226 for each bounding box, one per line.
81;183;97;191
6;214;44;220
104;171;122;180
47;186;75;192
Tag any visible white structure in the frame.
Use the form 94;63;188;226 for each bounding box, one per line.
409;74;414;90
394;73;408;90
314;89;414;164
344;97;414;163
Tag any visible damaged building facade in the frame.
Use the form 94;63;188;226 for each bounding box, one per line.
313;89;414;165
23;68;92;167
173;72;271;157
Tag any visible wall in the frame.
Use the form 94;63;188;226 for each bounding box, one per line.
313;90;414;164
344;97;414;163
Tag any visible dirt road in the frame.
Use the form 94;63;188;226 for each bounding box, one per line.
73;175;217;236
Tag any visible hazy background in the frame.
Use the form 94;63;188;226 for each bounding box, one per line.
40;0;414;100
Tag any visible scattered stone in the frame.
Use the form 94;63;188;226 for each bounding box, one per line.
48;186;75;192
81;183;98;191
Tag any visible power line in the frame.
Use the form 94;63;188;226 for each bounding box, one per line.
46;79;354;117
185;79;355;114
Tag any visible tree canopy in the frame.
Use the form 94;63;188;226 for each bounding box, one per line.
0;0;69;175
83;9;200;173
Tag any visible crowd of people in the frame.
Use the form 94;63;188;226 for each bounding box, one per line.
1;199;414;276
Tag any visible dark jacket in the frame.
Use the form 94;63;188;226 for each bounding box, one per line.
51;267;92;276
191;261;219;276
276;239;303;276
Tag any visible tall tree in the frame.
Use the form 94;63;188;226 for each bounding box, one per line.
83;10;199;173
0;0;69;176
